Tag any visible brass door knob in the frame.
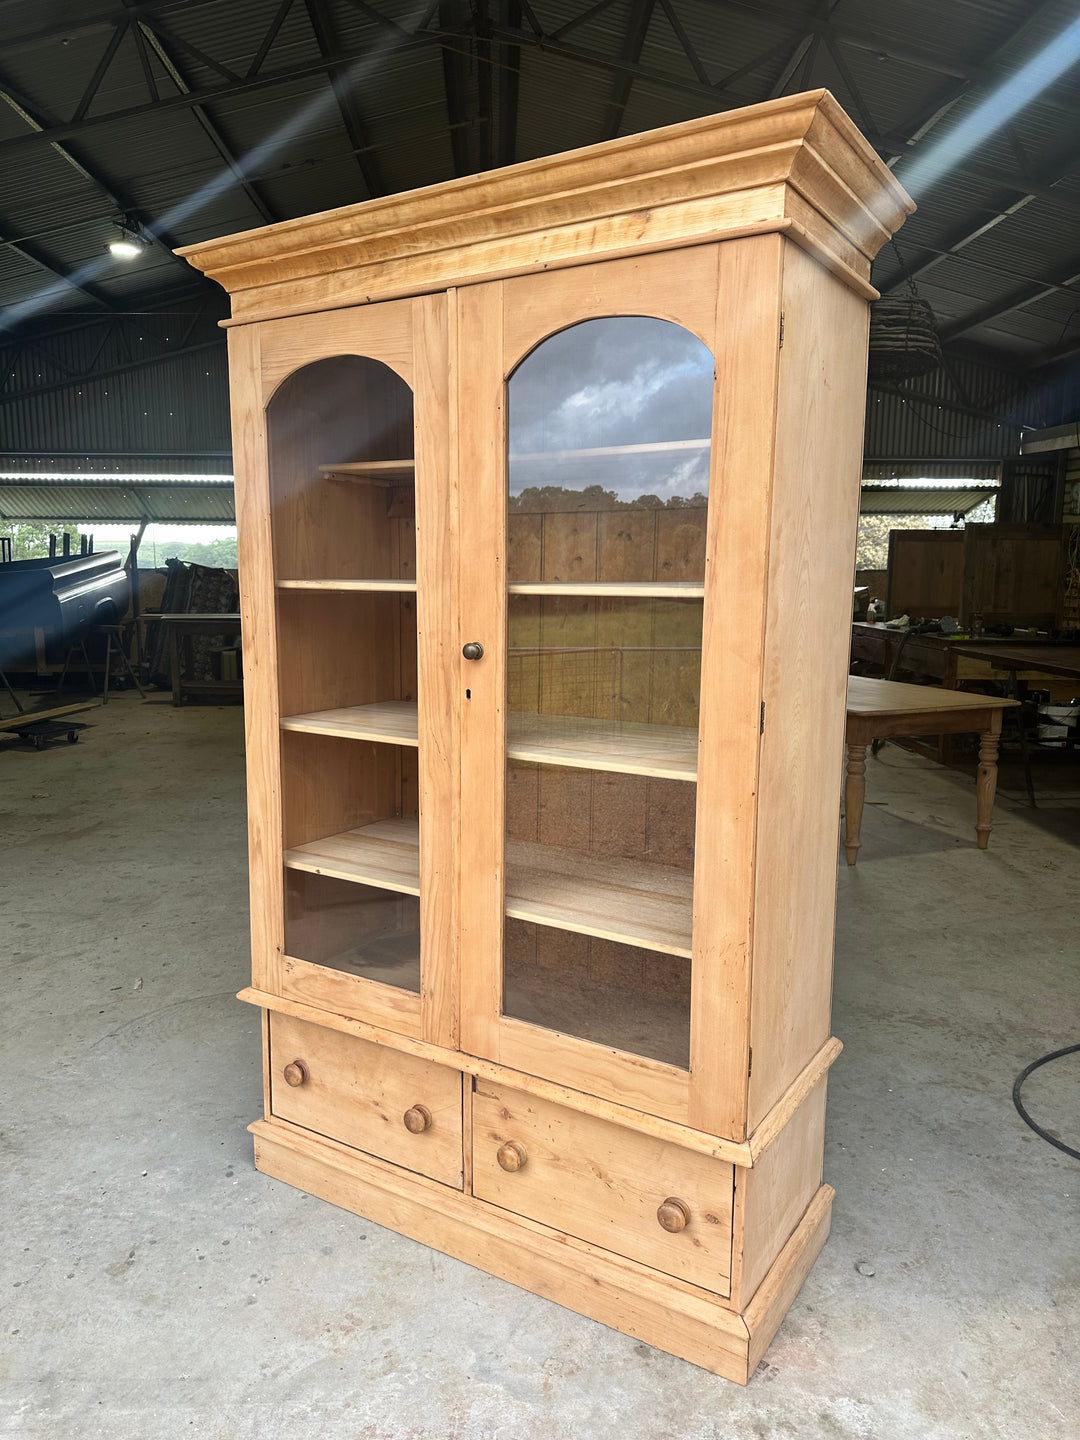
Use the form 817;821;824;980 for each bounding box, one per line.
656;1197;690;1233
283;1060;308;1088
496;1140;527;1172
403;1104;432;1134
462;642;484;660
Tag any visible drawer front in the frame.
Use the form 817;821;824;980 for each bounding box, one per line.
269;1013;463;1188
472;1083;733;1293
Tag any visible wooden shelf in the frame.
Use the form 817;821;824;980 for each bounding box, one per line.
509;439;709;462
284;819;692;958
508;582;703;599
278;579;417;592
281;699;418;745
285;818;420;895
506;841;693;959
319;460;415;484
508;712;697;780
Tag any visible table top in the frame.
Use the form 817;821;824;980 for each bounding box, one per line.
153;612;242;624
847;676;1018;717
947;643;1080;680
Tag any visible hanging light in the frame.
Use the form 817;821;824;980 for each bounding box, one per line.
108;224;146;260
868;241;943;384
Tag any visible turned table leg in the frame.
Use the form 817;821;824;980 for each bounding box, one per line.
844;741;868;867
976;724;1001;850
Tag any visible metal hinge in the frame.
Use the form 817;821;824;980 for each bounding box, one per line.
748;1047;753;1077
760;701;765;735
779;313;784;349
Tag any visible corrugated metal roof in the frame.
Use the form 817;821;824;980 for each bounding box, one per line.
0;474;234;523
860;482;998;514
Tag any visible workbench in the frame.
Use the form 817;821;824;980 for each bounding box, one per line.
153;613;242;706
844;677;1019;866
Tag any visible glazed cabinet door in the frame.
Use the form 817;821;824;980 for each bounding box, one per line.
455;240;785;1137
230;295;456;1048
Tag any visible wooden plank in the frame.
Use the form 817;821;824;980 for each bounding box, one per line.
686;233;783;1139
320;460;415;483
280;699;419;745
731;1076;826;1308
0;700;97;732
280;954;422;1038
414;290;459;1050
287;819;694;959
268;1012;463;1187
456;282;507;1062
498;1016;691;1124
506;840;693;958
229;322;284;995
183;91;910;326
744;1184;834;1374
508;582;704;599
746;1036;842;1162
252;1118;753;1380
285;818;420;894
747;241;868;1131
241;985;752;1163
278;579;417;592
256;299;414;401
847;675;1020;717
472;1082;733;1292
507;712;698;780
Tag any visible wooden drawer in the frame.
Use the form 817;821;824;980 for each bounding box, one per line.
269;1013;463;1188
472;1082;733;1294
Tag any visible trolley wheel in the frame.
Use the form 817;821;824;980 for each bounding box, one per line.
33;734;45;751
67;730;79;743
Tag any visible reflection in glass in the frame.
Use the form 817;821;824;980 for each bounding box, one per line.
285;872;421;993
269;355;422;1001
503;317;713;1070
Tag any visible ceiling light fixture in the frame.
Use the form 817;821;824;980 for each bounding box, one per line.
108;225;145;260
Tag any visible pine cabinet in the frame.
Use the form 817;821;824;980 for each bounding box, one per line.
182;88;911;1382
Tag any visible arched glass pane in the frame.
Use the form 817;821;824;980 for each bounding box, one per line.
502;319;714;1070
268;356;421;997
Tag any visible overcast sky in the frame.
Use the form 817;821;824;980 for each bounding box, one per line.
508;317;714;504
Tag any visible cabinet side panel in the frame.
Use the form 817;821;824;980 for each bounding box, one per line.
414;293;459;1049
229;324;284;994
456;283;507;1060
688;234;783;1140
747;241;868;1127
732;1075;826;1307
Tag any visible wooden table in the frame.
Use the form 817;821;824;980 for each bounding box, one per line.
154;613;242;706
844;677;1019;867
947;642;1080;684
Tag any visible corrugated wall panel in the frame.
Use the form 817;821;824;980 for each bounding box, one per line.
0;343;231;463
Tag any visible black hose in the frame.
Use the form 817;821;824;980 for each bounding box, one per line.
1012;1043;1080;1162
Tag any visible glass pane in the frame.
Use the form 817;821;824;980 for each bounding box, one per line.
285;872;420;993
503;318;713;1068
268;356;421;1000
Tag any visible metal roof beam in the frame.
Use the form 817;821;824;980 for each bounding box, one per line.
0;228;118;318
132;11;280;225
438;0;472;177
940;259;1080;345
600;0;656;143
879;0;1071;152
498;0;521;168
303;0;385;197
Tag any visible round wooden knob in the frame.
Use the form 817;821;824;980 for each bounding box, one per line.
403;1104;432;1134
656;1197;690;1233
282;1060;307;1088
496;1140;527;1172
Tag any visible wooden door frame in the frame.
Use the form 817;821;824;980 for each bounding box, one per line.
455;239;784;1135
233;296;456;1048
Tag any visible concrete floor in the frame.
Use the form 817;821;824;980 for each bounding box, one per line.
1;691;1077;1439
